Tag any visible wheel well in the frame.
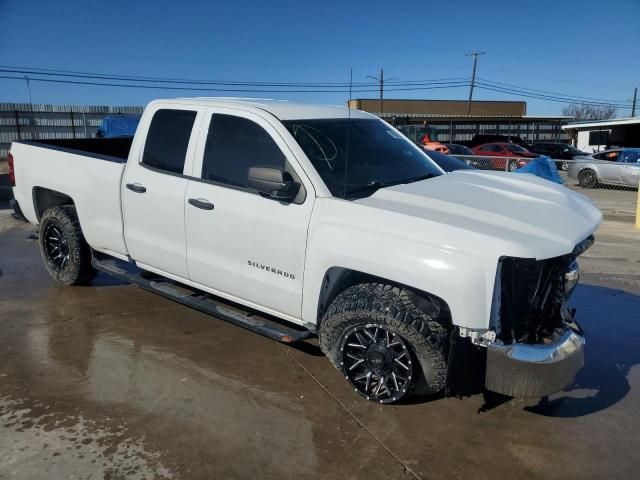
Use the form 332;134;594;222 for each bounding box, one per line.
32;187;75;222
316;267;452;326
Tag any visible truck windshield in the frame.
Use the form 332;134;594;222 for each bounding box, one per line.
283;119;442;199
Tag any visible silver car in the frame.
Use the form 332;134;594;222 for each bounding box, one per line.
568;148;640;188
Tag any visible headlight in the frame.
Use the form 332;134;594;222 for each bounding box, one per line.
565;260;580;296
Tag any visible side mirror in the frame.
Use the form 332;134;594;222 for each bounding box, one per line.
247;166;300;202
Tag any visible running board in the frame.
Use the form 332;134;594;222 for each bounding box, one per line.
91;258;312;344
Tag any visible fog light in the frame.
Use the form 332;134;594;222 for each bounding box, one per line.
565;261;579;296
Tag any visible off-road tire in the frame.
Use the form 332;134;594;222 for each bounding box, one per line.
578;169;598;188
319;283;450;402
39;205;96;286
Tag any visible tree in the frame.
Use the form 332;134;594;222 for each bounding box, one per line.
562;103;617;121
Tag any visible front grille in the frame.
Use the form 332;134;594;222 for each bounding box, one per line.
491;236;592;345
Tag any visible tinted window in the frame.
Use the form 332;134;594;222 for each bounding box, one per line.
142;109;196;174
621;150;640;163
202;115;286;188
505;144;528;153
283;118;442;199
594;150;620;161
445;144;473;155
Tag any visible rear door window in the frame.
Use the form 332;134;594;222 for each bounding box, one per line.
201;114;286;189
142;109;197;174
620;151;640;163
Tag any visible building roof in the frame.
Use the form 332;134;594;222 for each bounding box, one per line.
562;117;640;130
348;98;528;116
168;97;374;120
377;112;571;120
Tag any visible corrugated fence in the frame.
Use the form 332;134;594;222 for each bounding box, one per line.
0;103;143;162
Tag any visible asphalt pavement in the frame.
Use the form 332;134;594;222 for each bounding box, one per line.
1;211;639;479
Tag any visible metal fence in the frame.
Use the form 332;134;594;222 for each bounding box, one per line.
450;154;639;224
0;103;144;165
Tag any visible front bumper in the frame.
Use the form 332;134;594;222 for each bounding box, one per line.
485;327;585;398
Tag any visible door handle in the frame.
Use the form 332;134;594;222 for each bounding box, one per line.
188;198;215;210
126;183;147;193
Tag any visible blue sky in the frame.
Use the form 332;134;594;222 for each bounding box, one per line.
0;0;638;115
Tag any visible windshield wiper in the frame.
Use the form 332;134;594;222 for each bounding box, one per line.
344;181;389;197
399;173;436;184
344;173;436;198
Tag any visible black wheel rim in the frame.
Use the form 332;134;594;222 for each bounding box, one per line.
43;222;70;272
340;324;413;403
581;171;595;184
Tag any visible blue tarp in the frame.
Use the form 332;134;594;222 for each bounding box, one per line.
514;155;564;184
96;115;141;138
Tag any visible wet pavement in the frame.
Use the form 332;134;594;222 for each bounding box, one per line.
1;211;640;479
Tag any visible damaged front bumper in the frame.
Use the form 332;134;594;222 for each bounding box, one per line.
485;326;585;398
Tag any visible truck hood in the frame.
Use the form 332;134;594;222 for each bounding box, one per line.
354;170;602;260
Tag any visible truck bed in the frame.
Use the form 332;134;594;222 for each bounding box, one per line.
19;137;133;163
10;138;130;259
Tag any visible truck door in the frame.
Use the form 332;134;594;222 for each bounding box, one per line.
122;106;202;278
184;109;314;322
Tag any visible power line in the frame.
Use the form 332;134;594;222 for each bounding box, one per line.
475;84;633;109
0;65;632;109
0;74;469;94
477;77;633;105
0;65;465;88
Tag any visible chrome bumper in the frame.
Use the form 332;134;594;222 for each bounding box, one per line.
485;328;585;398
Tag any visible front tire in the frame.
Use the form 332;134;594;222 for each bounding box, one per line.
319;283;450;404
578;169;598;188
39;205;96;286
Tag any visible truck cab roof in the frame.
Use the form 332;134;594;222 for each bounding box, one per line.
164;97;374;120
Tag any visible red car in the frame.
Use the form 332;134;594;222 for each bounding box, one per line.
471;143;538;171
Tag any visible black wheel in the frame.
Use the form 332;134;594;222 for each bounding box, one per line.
319;283;450;404
507;160;518;172
39;205;96;286
578;169;598;188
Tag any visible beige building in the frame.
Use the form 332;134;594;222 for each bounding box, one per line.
346;98;570;144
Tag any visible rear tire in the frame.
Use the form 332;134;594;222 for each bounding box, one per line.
578;169;598;188
319;283;450;404
39;206;96;286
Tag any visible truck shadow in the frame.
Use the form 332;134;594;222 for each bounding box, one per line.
525;283;640;417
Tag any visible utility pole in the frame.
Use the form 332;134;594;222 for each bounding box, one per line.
632;87;637;117
24;75;33;107
366;69;385;114
466;51;485;115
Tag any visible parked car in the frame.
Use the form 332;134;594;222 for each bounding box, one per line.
443;143;473;156
443;143;488;169
464;134;528;148
471;143;537;171
424;149;473;172
9;98;600;404
529;143;588;170
568;148;640;188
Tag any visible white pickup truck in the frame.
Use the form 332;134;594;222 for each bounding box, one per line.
9;98;601;404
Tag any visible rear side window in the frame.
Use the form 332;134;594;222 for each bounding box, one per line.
202;114;286;188
142;109;197;174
